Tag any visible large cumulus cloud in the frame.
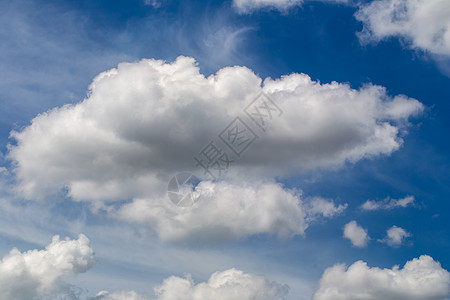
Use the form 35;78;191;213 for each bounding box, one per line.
0;234;94;300
313;255;450;300
8;56;422;242
8;56;423;202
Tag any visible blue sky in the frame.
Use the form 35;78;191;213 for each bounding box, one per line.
0;0;450;299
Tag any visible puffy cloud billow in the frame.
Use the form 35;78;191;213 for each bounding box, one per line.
8;56;423;202
355;0;450;56
0;234;94;300
95;268;288;300
115;181;346;243
343;220;369;248
379;225;411;247
313;255;450;300
8;56;422;242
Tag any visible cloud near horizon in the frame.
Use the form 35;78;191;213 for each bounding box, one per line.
355;0;450;57
94;268;288;300
313;255;450;300
1;235;448;300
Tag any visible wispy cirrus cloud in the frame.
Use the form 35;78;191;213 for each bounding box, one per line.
361;195;415;211
232;0;349;14
231;0;450;76
304;197;347;220
0;0;130;130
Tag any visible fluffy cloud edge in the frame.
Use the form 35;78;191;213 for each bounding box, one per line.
6;55;423;244
113;180;347;243
0;234;94;300
313;255;450;300
355;0;450;56
343;220;369;248
232;0;303;13
8;55;424;204
378;225;411;247
94;268;289;300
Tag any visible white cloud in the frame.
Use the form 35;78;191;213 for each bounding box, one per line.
8;56;423;204
154;268;289;300
355;0;450;56
7;56;422;242
94;290;150;300
114;181;307;243
0;234;94;300
232;0;349;14
233;0;302;13
379;225;411;247
114;180;348;243
361;195;415;210
304;197;347;219
343;221;369;247
144;0;162;8
96;268;288;300
313;255;450;300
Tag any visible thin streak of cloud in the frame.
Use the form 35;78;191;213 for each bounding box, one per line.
361;195;415;211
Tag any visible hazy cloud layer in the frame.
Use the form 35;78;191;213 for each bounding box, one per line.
313;255;450;300
96;268;288;300
0;234;94;300
355;0;450;56
343;221;369;247
361;195;415;210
